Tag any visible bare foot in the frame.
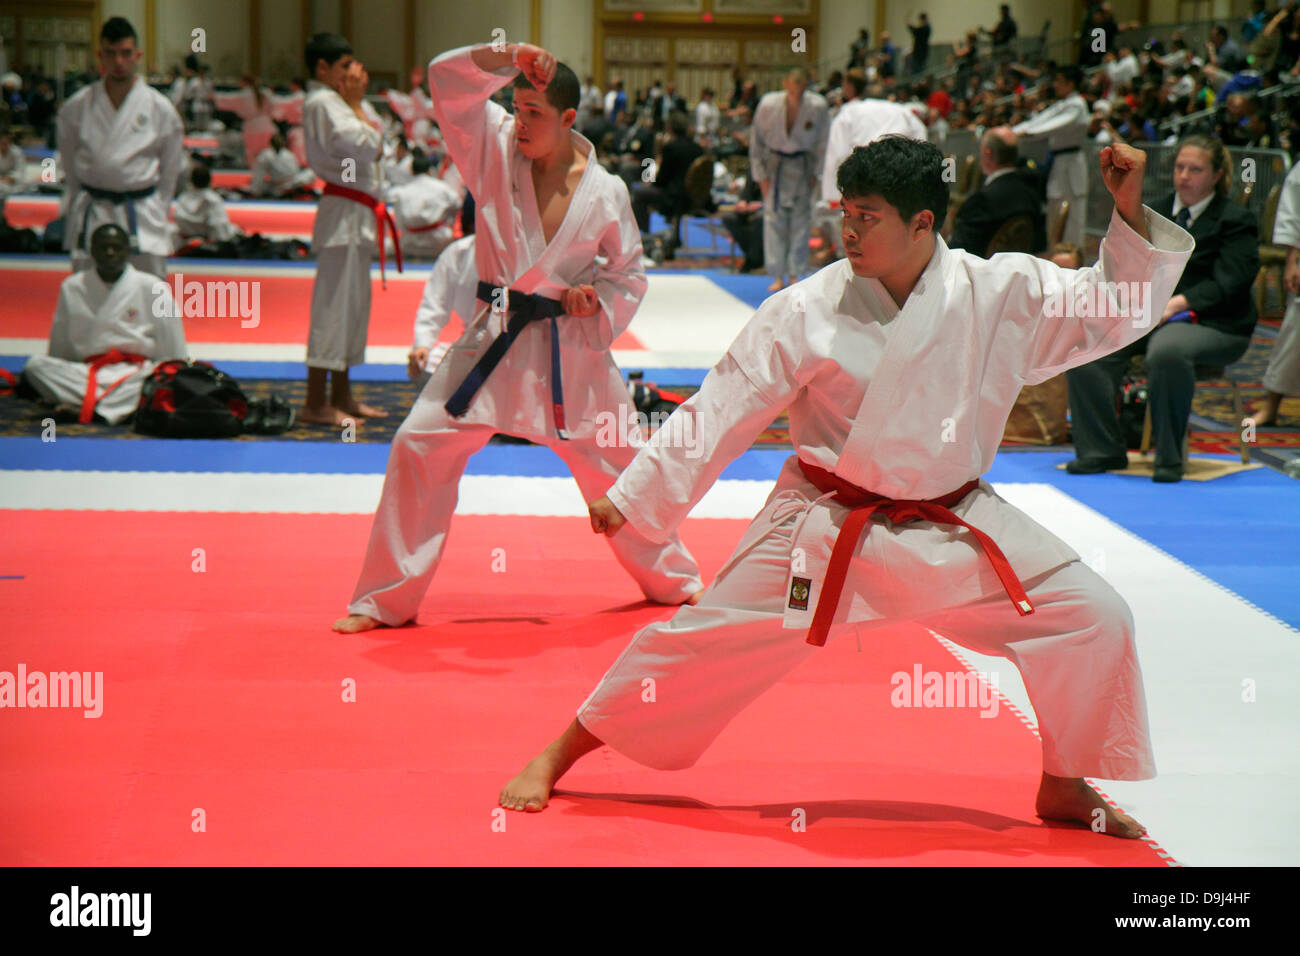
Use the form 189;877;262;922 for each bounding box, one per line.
766;278;786;292
340;402;388;419
299;403;353;426
1245;401;1280;428
685;587;706;606
1035;772;1147;839
499;752;566;812
332;614;384;633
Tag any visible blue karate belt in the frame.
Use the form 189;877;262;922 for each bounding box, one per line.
444;281;570;440
79;183;156;252
1043;145;1080;179
770;148;808;207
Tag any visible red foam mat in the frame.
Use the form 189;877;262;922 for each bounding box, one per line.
0;510;1164;865
0;268;645;350
5;196;318;237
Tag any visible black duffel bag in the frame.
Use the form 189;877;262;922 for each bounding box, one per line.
134;359;249;437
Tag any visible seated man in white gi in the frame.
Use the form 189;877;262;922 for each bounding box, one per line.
250;132;317;198
21;223;186;424
171;165;240;248
387;151;460;260
500;137;1195;840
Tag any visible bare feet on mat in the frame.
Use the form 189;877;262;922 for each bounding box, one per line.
1035;772;1147;839
333;614;384;633
299;403;353;426
499;752;565;812
766;278;786;292
340;402;388;419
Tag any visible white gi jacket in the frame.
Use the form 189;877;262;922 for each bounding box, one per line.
1013;93;1090;199
49;264;187;364
303;80;383;250
749;89;829;208
413;234;479;351
390;174;461;257
428;45;648;440
58;79;183;256
606;207;1194;630
821;98;928;203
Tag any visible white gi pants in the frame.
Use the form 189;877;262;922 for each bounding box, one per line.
1047;156;1088;249
577;499;1156;782
346;396;705;625
1264;294;1300;396
764;192;813;279
22;356;152;425
307;243;372;371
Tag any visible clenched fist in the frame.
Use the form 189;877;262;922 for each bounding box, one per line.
1099;142;1146;214
514;44;556;91
588;495;627;536
562;284;599;317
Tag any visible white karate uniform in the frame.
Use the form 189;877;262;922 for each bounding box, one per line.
23;264;187;424
0;141;26;195
410;233;478;387
213;86;276;168
172;187;239;246
1266;160;1300;396
388;173;460;259
383;151;415;189
694;100;720;141
750;89;829;279
58;78;183;278
343;46;704;626
1013;93;1090;248
250;146;315;197
576;206;1194;780
302;80;384;371
820;98;928;203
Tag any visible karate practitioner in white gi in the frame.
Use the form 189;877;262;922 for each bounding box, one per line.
388;152;461;260
171;165;239;247
22;223;186;425
250;133;316;198
301;32;390;425
1248;156;1300;427
407;233;478;389
750;68;829;292
57;17;182;280
1013;67;1090;250
501;137;1195;839
333;42;704;634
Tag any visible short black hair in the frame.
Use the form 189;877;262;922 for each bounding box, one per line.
184;53;201;72
305;33;352;76
1055;65;1083;89
90;223;129;244
192;165;212;189
100;17;137;45
412;152;432;175
836;134;948;227
511;61;580;113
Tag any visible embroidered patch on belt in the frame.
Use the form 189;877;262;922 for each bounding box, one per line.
788;576;812;611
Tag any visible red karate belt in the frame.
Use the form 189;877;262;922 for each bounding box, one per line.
321;181;403;289
81;348;149;424
403;214;457;234
798;460;1035;647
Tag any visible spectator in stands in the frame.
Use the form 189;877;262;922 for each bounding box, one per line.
630;110;703;254
848;29;870;71
578;75;603;134
613;108;655;186
651;81;686;133
1066;136;1260;482
694;87;720;145
720;173;763;273
907;13;931;76
878;32;898;80
983;5;1018;51
604;78;626;124
948;126;1047;257
1207;24;1248;74
1243;0;1270;43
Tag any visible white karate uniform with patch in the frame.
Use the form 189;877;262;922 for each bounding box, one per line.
23;264;187;424
172;187;239;245
1265;159;1300;396
344;46;703;626
303;80;384;371
576;206;1193;780
58;78;183;278
389;173;460;259
820;98;928;204
1013;93;1089;248
750;89;829;279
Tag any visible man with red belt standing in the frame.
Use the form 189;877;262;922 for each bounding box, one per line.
301;32;395;425
501;137;1196;839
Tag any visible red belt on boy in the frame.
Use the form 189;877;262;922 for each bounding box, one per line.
797;460;1035;647
321;182;403;288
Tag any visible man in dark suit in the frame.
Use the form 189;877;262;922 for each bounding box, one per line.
631;110;704;252
1065;138;1259;482
949;127;1047;257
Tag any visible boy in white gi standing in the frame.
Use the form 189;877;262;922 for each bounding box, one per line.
500;137;1195;840
301;32;391;425
332;43;703;633
58;17;182;280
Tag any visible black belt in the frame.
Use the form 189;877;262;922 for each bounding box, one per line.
771;149;809;207
78;184;156;251
444;281;569;439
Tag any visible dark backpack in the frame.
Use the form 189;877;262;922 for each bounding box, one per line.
134;360;249;438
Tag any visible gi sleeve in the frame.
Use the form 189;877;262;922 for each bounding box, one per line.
57;98;80;220
606;298;805;541
1177;204;1259;315
748;99;774;184
581;183;647;349
427;45;518;202
1272;164;1300;248
155;98;184;206
46;282;77;360
413;252;459;350
1011;205;1194;384
149;282;188;361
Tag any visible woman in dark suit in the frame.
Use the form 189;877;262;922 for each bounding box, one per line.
1065;135;1260;482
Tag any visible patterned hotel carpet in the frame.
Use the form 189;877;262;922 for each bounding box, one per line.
3;325;1297;451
